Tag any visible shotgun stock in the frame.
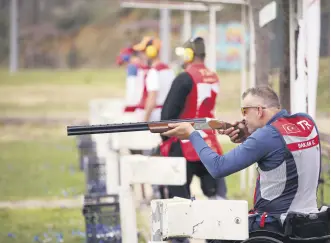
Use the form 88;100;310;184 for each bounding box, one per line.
67;118;247;138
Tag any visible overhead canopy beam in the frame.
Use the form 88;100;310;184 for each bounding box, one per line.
120;0;223;11
192;0;248;4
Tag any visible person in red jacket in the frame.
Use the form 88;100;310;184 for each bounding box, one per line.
132;36;175;122
160;36;227;243
116;46;149;113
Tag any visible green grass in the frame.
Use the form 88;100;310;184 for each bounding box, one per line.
0;208;85;243
318;174;330;207
0;123;250;203
0;125;84;201
317;57;330;115
0;207;146;243
0;68;243;117
0;68;126;117
318;151;330;207
0;68;126;86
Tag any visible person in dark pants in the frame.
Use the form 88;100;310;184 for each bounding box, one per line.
159;37;228;243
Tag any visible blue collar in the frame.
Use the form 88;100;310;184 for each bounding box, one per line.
266;109;288;125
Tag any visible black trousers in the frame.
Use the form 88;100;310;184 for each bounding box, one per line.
168;160;218;199
166;141;219;199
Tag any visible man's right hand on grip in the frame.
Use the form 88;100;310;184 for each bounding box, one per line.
219;120;249;144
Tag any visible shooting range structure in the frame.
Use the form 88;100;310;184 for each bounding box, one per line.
119;0;256;196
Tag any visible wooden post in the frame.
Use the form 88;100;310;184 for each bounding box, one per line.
279;0;291;112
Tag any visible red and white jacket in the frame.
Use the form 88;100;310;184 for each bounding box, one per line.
136;62;175;121
161;63;223;161
123;63;149;113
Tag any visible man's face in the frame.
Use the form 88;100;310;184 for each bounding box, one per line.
241;94;265;134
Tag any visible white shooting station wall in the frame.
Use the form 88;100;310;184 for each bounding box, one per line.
150;197;249;242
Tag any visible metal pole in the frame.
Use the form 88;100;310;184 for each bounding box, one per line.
248;1;256;87
183;10;192;42
241;4;247;94
247;0;256;192
208;5;217;72
289;0;296;113
10;0;18;73
160;8;171;63
240;4;247;192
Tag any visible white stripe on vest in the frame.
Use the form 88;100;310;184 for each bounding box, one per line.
271;115;320;214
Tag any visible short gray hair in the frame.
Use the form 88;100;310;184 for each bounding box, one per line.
242;86;281;108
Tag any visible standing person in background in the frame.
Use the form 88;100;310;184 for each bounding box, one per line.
116;46;149;113
132;36;176;200
160;37;227;243
132;36;175;122
174;39;228;200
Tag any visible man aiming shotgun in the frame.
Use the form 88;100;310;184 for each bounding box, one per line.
67;86;325;241
161;86;323;239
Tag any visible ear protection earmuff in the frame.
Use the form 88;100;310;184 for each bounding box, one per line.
183;47;194;63
182;38;197;63
145;39;159;59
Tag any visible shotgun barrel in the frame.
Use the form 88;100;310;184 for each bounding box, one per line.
67;118;247;138
67;118;208;136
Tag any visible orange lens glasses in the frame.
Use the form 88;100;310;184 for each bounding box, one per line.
241;106;266;116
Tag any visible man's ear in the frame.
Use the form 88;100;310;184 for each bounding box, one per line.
258;107;264;118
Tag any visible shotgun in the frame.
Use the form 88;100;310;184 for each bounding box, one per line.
67;118;247;138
